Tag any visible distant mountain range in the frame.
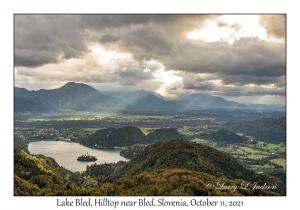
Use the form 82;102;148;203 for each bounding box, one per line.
14;82;285;113
104;90;285;112
174;94;285;111
122;90;182;110
14;82;128;113
174;94;248;110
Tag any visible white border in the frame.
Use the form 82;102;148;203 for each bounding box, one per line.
3;1;298;209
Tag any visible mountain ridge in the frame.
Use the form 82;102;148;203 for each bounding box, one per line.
14;82;129;113
15;82;285;113
123;90;182;111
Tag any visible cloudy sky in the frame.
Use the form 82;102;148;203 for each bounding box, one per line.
14;14;286;105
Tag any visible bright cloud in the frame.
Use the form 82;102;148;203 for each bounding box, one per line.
188;15;268;44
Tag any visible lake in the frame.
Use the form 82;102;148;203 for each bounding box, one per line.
28;141;130;172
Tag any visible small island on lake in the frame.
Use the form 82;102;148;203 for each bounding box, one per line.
77;152;97;162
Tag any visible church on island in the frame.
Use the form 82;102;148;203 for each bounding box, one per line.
77;152;97;161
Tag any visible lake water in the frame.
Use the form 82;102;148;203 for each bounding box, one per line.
28;141;130;172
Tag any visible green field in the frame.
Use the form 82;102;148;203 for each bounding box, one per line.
109;113;174;119
247;154;269;160
19;114;108;122
139;127;154;135
257;141;286;152
16;112;176;122
178;126;190;132
270;158;286;169
239;146;270;155
190;138;207;143
82;128;103;132
249;164;274;169
190;139;217;147
225;146;245;154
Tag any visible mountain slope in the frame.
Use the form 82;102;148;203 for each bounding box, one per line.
14;97;59;113
94;168;279;196
15;82;129;112
14;148;84;195
175;94;248;110
226;117;286;143
123;90;181;110
175;93;285;111
246;103;285;112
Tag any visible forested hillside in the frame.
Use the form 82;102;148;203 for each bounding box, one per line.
14;149;83;195
80;126;148;148
80;127;183;148
226;117;286;143
199;128;248;143
15;82;128;113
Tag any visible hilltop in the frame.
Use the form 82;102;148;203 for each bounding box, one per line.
199;128;248;144
80;126;148;148
118;127;184;158
80;126;184;148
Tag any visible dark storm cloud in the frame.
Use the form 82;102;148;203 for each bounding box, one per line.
80;15;152;30
216;91;286;97
111;15;218;63
220;74;286;87
162;37;285;78
100;34;121;43
14;14;216;67
117;65;154;86
183;80;218;91
182;73;285;97
15;15;89;67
